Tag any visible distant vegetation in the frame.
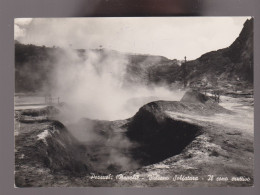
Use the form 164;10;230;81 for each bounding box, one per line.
15;42;57;93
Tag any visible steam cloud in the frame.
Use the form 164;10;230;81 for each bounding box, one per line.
47;47;186;172
50;48;185;122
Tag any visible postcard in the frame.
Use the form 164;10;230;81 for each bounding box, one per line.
14;17;254;187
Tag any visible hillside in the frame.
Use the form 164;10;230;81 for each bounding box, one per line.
179;18;253;92
15;18;253;94
15;42;180;93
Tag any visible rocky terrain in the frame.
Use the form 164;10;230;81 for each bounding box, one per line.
15;90;253;187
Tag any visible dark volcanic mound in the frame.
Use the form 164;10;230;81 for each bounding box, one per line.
126;101;201;165
125;90;232;164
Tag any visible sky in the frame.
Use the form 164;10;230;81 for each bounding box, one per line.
14;17;250;60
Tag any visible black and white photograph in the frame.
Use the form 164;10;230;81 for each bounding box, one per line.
14;17;254;187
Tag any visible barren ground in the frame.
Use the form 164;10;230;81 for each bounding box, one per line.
14;95;254;187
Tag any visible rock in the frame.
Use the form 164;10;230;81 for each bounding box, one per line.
126;101;201;165
180;89;209;104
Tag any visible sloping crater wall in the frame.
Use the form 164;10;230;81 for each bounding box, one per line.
126;101;202;165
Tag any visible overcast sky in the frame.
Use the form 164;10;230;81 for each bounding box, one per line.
14;17;250;60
